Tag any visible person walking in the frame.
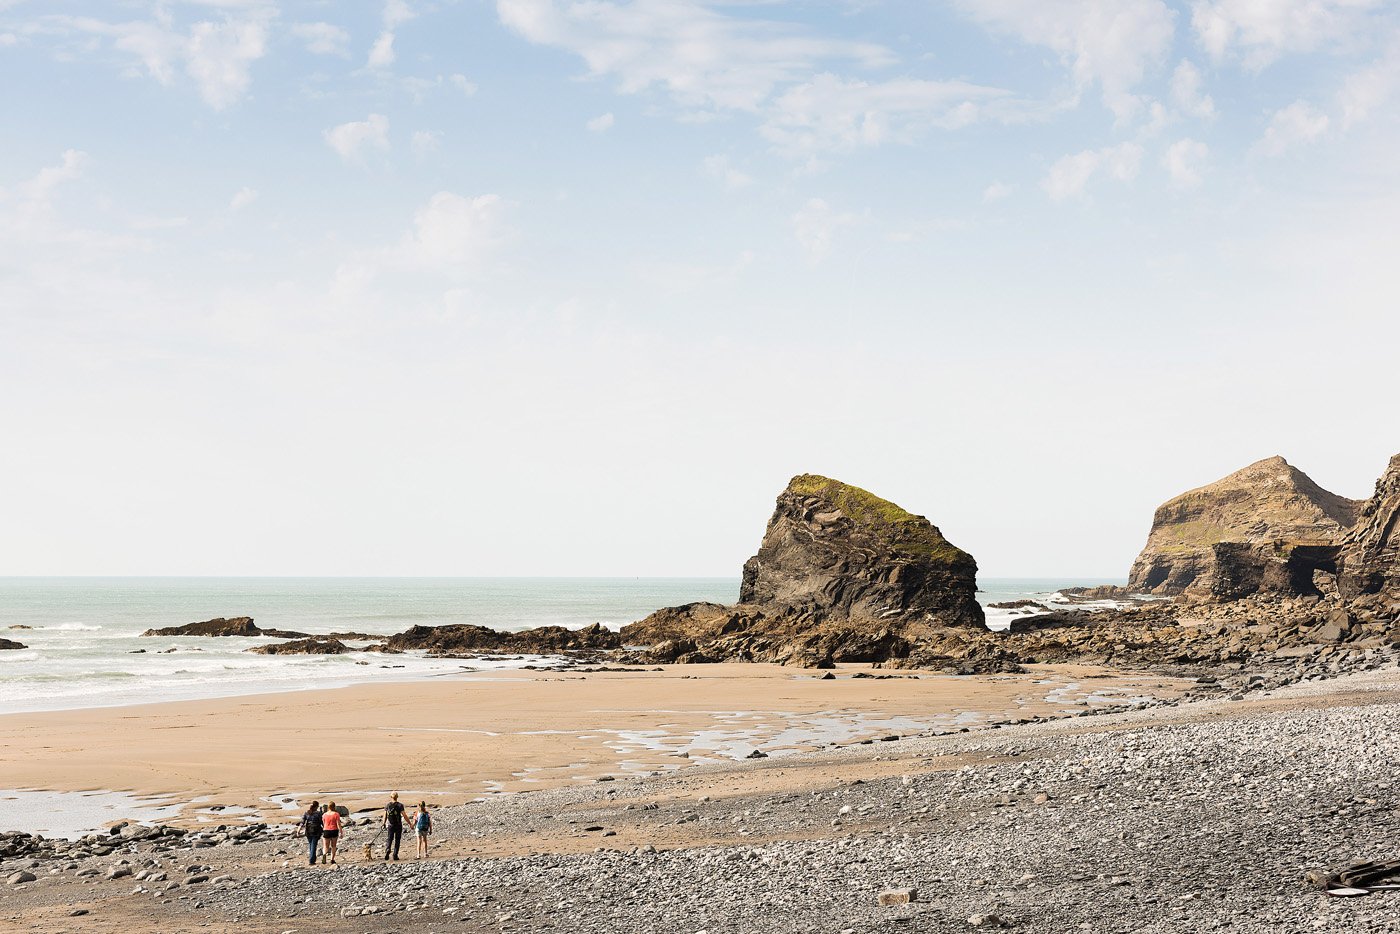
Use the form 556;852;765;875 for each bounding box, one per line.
414;802;433;859
383;791;406;861
298;801;323;867
321;800;343;865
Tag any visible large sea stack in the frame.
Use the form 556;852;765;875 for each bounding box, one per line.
1126;456;1362;600
739;474;982;626
622;475;989;668
1340;454;1400;600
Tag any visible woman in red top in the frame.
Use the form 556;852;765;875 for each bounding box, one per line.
320;801;344;865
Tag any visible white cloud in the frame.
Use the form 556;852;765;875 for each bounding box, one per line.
1169;60;1216;119
701;154;753;189
18;149;89;205
1254;100;1330;156
495;0;894;114
792;197;856;262
324;114;391;162
368;31;396;69
951;0;1177;120
1192;0;1385;68
1162;138;1209;188
411;130;442;156
229;186;259;211
185;18;267;109
450;73;478;96
0;32;17;47
364;1;416;71
586;112;615;132
761;72;1009;155
1339;48;1400;128
43;12;270;110
982;181;1014;202
394;192;508;276
1042;142;1143;200
291;22;350;57
384;0;416;29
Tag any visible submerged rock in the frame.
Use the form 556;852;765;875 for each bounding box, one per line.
1126;456;1362;600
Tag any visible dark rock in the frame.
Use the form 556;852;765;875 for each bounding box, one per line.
247;638;350;656
0;638;27;650
142;617;264;638
386;622;621;655
739;474;982;627
1340;453;1400;599
623;475;985;668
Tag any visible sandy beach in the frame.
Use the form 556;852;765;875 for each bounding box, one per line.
0;663;1189;831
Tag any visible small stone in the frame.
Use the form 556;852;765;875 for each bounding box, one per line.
968;913;1008;928
878;887;917;906
7;871;37;885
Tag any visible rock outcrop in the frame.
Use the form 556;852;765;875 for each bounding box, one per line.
622;475;988;669
248;638;350;655
1127;456;1362;600
739;474;983;627
143;617;263;637
0;638;26;650
386;622;621;656
1340;454;1400;599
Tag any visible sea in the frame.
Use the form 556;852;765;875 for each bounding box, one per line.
0;577;1125;715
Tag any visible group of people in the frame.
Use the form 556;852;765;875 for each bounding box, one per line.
296;791;433;866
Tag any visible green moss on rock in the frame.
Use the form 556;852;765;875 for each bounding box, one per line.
786;474;969;565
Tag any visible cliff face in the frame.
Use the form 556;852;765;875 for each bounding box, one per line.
1127;456;1362;599
739;474;983;627
622;475;987;668
1340;454;1400;599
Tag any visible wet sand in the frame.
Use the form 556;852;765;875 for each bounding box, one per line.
0;662;1190;831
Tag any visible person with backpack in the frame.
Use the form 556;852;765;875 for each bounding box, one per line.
383;791;406;861
414;801;433;859
320;800;344;865
298;801;323;867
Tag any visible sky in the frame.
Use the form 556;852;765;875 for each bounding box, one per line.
1;0;1398;578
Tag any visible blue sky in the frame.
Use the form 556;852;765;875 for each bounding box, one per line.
2;0;1398;577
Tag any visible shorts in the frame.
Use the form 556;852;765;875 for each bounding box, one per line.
323;830;339;840
416;828;431;836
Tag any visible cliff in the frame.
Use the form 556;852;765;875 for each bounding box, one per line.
1340;454;1400;600
1127;456;1362;599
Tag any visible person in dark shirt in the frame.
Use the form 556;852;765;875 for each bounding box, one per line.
383;791;406;861
299;801;323;867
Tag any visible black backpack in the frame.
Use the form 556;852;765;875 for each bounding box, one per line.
300;809;323;836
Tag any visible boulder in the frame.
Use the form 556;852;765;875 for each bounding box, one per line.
0;638;27;650
1339;453;1400;599
1126;456;1362;599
